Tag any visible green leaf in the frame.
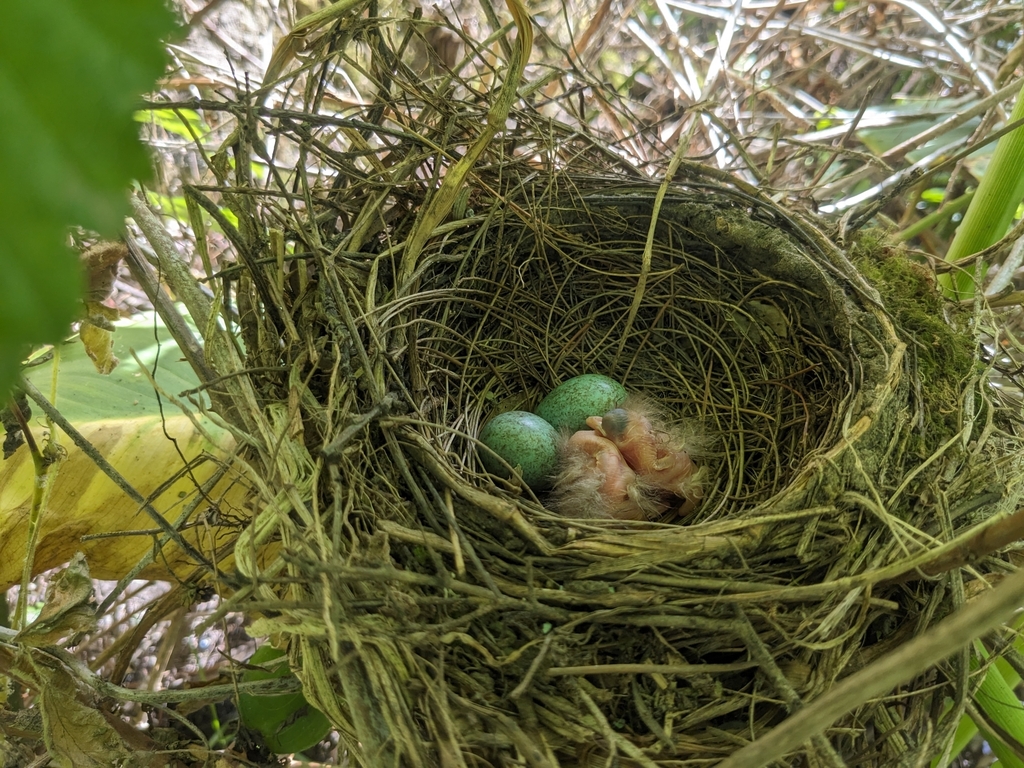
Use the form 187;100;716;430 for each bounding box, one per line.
23;310;205;424
238;645;332;755
857;116;981;162
146;191;191;223
0;0;178;399
147;190;241;232
134;108;209;141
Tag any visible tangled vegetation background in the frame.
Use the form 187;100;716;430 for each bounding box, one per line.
3;0;1024;766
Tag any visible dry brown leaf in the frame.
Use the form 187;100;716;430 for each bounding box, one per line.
80;242;127;303
15;552;96;647
38;665;130;767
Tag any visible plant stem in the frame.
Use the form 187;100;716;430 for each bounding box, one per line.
939;81;1024;298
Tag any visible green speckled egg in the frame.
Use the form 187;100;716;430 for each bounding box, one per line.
536;374;627;432
479;411;559;490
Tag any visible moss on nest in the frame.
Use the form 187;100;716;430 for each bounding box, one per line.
852;234;977;455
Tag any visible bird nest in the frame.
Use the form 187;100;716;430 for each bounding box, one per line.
153;5;1024;766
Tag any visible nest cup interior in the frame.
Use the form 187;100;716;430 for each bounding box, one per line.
417;191;853;518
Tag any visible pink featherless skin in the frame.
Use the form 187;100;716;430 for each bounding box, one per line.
566;431;634;507
552;430;665;520
551;396;703;520
586;406;699;501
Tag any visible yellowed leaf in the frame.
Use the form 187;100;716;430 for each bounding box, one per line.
0;416;250;590
79;303;121;375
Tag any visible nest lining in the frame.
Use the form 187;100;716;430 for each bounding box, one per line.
413;192;857;520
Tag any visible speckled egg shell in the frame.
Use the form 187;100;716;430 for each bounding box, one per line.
478;411;560;490
535;374;628;432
